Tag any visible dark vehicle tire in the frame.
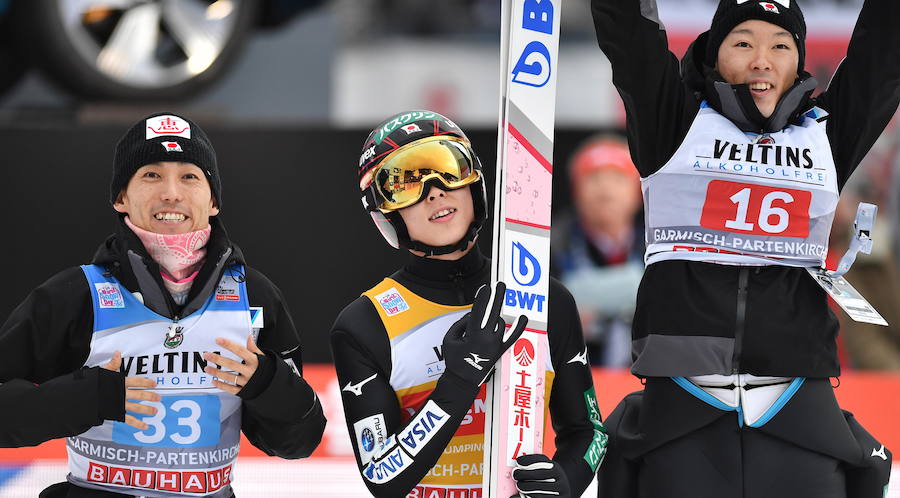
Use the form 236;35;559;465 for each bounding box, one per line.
0;9;27;98
12;0;258;101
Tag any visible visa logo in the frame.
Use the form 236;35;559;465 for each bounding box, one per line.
400;409;445;453
399;401;450;456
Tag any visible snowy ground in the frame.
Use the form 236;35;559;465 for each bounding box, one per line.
0;458;896;497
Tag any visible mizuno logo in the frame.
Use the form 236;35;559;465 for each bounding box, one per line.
464;353;490;370
343;373;378;397
871;444;887;461
568;347;588;366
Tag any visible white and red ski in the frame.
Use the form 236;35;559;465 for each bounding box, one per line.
483;0;562;496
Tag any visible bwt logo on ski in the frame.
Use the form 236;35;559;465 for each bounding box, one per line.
511;0;555;87
507;241;546;312
512;241;541;286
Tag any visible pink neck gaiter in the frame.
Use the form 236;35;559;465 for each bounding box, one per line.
124;216;211;304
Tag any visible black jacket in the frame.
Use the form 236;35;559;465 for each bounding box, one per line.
592;0;900;377
0;216;326;496
330;249;601;498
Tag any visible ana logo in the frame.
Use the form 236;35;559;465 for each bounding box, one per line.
513;338;535;367
161;141;183;152
145;115;191;139
759;2;779;13
361;428;375;452
401;124;421;135
375;288;410;316
512;241;541;287
94;283;125;309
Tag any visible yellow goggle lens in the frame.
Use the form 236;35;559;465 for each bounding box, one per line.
375;137;480;211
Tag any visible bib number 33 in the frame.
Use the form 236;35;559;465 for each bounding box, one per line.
701;180;811;237
113;395;221;447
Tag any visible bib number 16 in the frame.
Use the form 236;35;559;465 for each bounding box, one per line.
700;180;811;237
113;395;221;448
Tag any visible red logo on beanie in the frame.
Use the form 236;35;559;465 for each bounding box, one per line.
759;2;779;13
146;115;191;139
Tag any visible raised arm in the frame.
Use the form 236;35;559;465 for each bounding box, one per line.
591;0;699;176
816;0;900;188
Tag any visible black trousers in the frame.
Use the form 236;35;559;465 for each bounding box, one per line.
597;378;892;498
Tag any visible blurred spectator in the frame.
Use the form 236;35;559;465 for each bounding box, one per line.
551;135;644;367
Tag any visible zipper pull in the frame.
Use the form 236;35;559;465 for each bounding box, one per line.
167;316;181;339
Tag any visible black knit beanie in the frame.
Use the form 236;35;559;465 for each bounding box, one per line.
704;0;806;73
111;112;221;208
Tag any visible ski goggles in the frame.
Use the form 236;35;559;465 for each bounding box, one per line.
372;136;481;211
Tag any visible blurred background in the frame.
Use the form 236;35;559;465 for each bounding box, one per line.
0;0;897;496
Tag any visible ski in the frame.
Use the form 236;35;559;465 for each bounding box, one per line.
483;0;562;496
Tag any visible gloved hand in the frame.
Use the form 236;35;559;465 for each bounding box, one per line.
511;454;571;498
442;281;527;387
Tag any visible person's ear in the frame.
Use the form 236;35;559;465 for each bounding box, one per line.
113;191;128;214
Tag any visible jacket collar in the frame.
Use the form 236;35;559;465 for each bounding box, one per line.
92;215;244;318
682;31;818;133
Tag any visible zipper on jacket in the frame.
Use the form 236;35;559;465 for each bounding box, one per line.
449;269;466;305
732;268;750;373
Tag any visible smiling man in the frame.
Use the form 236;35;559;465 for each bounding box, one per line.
330;111;606;498
591;0;898;497
0;112;325;497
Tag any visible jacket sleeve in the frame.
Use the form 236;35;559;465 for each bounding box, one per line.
546;278;608;496
816;0;900;188
0;268;125;447
331;298;481;498
238;268;326;459
591;0;698;176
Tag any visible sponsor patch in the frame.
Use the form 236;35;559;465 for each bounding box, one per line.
161;141;183;152
398;400;449;456
759;1;779;13
363;444;409;484
95;282;125;309
353;413;388;465
513;338;535;367
375;287;410;316
146;115;191;139
359;145;376;166
215;279;240;302
582;387;608;472
86;461;232;493
374;111;445;144
249;307;264;328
